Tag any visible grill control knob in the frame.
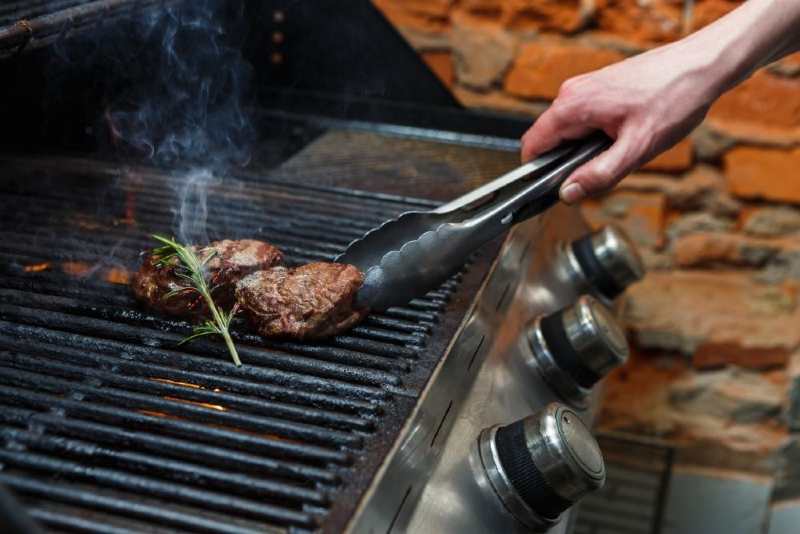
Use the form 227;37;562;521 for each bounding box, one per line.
477;403;605;531
527;295;629;404
565;226;645;300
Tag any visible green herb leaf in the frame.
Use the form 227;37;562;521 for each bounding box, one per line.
151;234;242;366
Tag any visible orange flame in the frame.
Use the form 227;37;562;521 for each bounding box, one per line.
105;267;131;285
24;262;51;273
151;378;203;389
164;396;227;412
61;261;92;276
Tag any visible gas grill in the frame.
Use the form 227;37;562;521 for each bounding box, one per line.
0;155;497;533
0;2;646;533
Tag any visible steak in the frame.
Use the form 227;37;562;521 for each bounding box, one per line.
132;239;283;316
236;263;366;339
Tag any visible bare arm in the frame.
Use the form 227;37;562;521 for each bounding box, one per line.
520;0;800;204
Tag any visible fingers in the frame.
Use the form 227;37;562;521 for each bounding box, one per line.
559;130;640;204
520;104;594;163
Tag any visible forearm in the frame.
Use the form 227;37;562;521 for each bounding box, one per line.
684;0;800;98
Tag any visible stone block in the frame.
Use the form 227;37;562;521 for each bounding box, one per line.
743;207;800;237
672;232;783;268
665;212;734;242
581;190;666;249
620;165;740;217
451;13;516;89
624;271;800;366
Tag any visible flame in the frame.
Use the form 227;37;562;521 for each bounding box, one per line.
151;378;202;389
150;379;228;411
24;262;51;273
164;396;227;412
105;267;131;285
61;261;92;276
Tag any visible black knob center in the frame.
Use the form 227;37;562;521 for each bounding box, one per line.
538;309;602;389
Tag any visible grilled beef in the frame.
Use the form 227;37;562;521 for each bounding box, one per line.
236;263;366;339
133;239;283;316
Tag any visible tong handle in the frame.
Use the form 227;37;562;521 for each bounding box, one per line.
460;132;612;248
511;132;612;223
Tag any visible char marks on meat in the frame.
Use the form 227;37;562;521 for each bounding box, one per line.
236;263;366;339
133;239;283;316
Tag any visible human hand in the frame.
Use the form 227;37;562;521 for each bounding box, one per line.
520;41;722;204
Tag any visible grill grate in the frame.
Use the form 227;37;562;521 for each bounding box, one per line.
0;1;93;27
0;0;182;60
0;162;491;533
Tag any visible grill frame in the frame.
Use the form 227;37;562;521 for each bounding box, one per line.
0;156;503;533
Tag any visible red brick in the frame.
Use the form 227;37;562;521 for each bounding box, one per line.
724;146;800;204
421;51;455;87
689;0;742;32
594;0;683;45
707;71;800;144
372;0;453;33
504;40;624;100
457;0;504;19
641;138;693;172
782;52;800;70
502;0;593;32
693;343;791;370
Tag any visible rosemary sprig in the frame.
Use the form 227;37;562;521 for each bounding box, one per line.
150;234;242;366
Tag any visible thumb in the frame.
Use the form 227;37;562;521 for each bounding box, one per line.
559;132;639;204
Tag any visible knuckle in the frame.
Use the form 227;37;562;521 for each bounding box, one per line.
558;75;582;97
544;106;565;127
558;81;576;98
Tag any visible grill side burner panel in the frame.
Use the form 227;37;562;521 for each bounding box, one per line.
0;159;499;533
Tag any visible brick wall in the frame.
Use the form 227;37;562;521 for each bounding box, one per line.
374;0;800;473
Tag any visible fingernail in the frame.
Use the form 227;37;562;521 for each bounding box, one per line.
560;182;585;204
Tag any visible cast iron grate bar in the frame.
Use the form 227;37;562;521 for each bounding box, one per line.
0;1;186;60
0;163;494;533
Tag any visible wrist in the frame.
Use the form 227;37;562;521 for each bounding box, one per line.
660;34;736;106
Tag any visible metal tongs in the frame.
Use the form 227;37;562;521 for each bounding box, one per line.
336;132;612;310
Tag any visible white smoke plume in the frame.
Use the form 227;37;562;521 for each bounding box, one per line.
103;1;255;244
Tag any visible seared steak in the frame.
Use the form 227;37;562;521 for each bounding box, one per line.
133;239;283;316
236;263;366;339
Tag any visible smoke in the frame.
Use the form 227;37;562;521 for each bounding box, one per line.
104;0;255;244
174;168;220;244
